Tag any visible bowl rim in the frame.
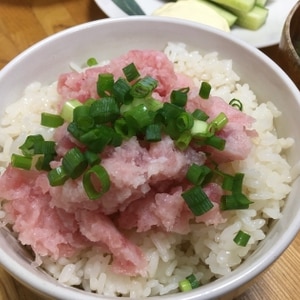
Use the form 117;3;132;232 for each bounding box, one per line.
0;16;300;300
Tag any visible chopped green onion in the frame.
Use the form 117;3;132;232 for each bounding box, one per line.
205;135;226;150
123;104;154;131
179;279;192;292
176;112;194;133
113;77;133;105
186;274;200;289
159;102;184;125
11;154;32;170
84;150;101;166
90;97;120;124
175;131;192;151
19;134;44;157
48;166;69;186
130;76;158;98
170;87;189;107
62;147;88;179
181;186;213;216
192;109;209;121
145;123;162;142
122;62;140;82
67;122;85;140
179;274;199;292
97;73;114;97
199;81;211;99
191;120;211;138
114;118;136;139
221;193;252;210
86;57;98;67
234;230;251;247
210;112;228;131
83;165;110;200
35;154;54;171
79;126;113;153
73;105;95;131
60;99;82;122
186;164;212;186
33;141;56;155
41;112;64;128
229;98;243;111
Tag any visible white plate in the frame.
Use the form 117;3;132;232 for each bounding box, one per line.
94;0;298;48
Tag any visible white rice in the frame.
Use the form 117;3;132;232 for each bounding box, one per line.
0;42;294;297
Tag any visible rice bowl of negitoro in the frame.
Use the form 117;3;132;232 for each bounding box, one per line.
0;17;300;300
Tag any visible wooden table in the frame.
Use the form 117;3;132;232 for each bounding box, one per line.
0;1;299;299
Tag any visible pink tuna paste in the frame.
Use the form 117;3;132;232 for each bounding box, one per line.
0;50;255;277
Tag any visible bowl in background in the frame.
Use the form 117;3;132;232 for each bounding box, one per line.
0;17;300;300
279;1;300;88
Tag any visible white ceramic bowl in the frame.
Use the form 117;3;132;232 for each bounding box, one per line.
0;17;300;300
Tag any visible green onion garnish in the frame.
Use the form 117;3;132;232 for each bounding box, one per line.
199;81;211;99
86;57;98;67
122;62;140;82
192;109;209;121
48;166;69;186
170;87;189;107
90;97;120;124
62;147;88;179
229;98;243;111
83;165;110;200
234;230;251;247
11;154;32;170
179;274;200;292
130;76;158;98
113;77;133;105
181;186;213;216
41;112;64;128
60;99;82;122
186;164;212;186
145;123;162;142
97;73;114;97
19;134;45;157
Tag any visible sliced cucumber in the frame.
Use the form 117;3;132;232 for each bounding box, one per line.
256;0;268;8
208;0;255;12
230;5;269;30
197;0;238;27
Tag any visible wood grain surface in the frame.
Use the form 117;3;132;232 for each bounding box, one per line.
0;1;299;299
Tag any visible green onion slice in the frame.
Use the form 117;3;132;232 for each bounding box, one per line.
41;112;64;128
234;230;251;247
86;57;98;67
170;87;189;107
229;98;243;111
181;186;213;216
113;77;133;105
83;165;110;200
90;97;120;124
179;274;199;292
48;166;69;186
130;76;158;98
199;81;211;99
62;147;88;179
210;112;228;131
19;134;44;157
97;73;114;97
60;99;82;123
145;123;162;142
186;164;212;186
122;62;140;82
11;154;32;170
